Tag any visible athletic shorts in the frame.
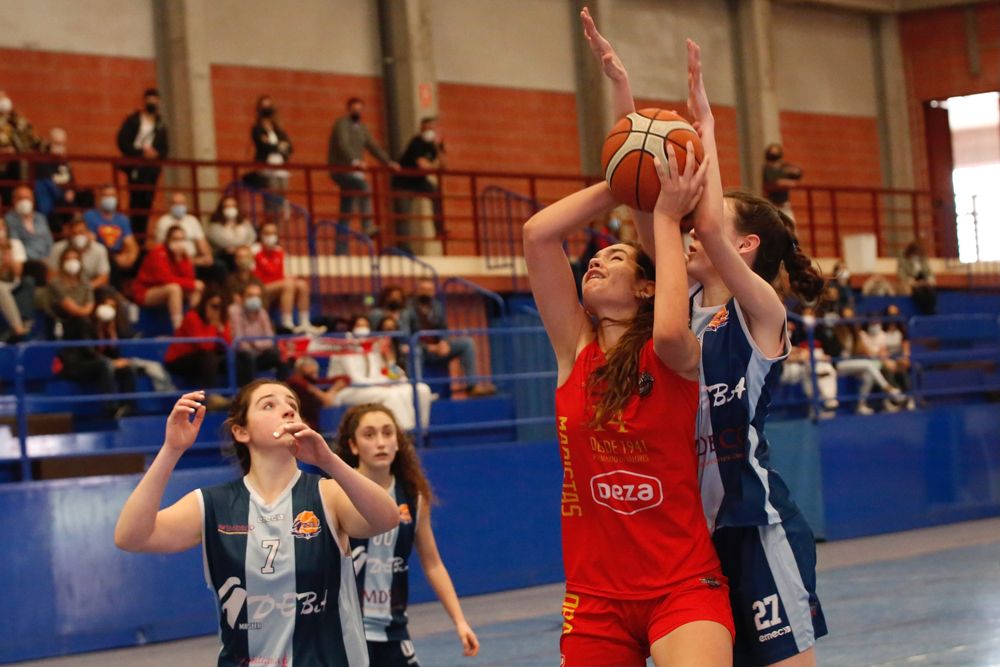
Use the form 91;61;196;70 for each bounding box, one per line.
559;574;735;667
367;639;419;667
713;512;828;666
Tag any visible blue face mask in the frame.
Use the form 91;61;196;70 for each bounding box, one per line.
244;296;263;312
100;196;117;212
170;204;187;219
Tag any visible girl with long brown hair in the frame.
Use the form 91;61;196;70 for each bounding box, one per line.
333;403;479;666
115;380;399;666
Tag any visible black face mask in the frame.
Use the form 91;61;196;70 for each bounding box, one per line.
145;102;159;114
417;295;433;306
766;151;782;161
349;111;361;122
259;107;275;119
386;299;403;310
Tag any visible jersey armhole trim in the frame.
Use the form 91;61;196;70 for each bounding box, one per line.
732;298;791;363
317;480;346;555
195;489;211;591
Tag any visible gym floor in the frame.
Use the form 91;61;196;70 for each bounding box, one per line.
15;517;1000;667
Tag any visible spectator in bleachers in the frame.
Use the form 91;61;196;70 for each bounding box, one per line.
230;282;288;386
0;90;43;206
368;284;407;331
830;260;854;310
286;356;347;432
402;278;496;397
864;305;915;410
251;94;293;217
224;245;263;305
253;221;325;334
5;185;53;287
861;273;896;297
207;195;256;272
163;287;232;411
93;292;175;394
833;306;903;415
34;127;81;235
150;192;219;283
762;142;802;220
116;88;168;238
375;313;407;375
85;184;141;289
134;224;204;330
48;216;109;291
898;240;936;315
327;97;399;249
781;308;839;418
0;216;31;341
325;314;434;432
48;245;93;326
391;116;445;249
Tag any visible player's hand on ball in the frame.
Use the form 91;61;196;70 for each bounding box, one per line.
164;391;207;453
653;142;709;222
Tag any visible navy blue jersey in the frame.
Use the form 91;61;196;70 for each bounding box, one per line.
690;289;800;530
199;471;368;666
350;480;418;642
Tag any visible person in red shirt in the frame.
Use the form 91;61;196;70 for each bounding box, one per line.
134;224;204;329
522;133;733;664
164;287;232;406
254;221;325;334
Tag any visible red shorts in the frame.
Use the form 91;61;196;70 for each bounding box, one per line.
560;575;735;667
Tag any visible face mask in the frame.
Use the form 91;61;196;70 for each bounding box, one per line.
352;326;370;337
62;258;82;276
170;204;187;219
421;130;436;143
608;217;621;233
72;233;89;250
145;102;158;114
223;206;239;220
96;304;116;323
386;298;403;310
417;295;433;305
868;324;882;336
349;111;361;122
262;234;278;247
15;199;33;216
50;143;67;155
100;196;118;212
239;259;255;271
244;296;263;312
766;151;782;161
0;97;11;114
259;107;274;119
169;241;187;255
837;269;850;283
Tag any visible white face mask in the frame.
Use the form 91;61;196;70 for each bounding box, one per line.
352;326;370;338
223;206;239;221
868;324;882;336
100;196;118;212
15;199;33;216
170;204;187;220
0;97;11;114
421;129;436;143
72;233;89;250
243;296;263;312
96;304;116;322
262;234;278;247
62;258;82;276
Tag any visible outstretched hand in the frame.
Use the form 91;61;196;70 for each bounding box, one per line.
273;421;331;470
686;39;714;131
653;143;709;223
581;6;628;82
163;391;207;454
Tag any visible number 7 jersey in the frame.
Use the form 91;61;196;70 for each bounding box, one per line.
690;289;800;532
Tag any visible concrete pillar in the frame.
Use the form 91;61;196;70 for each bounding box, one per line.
730;0;782;193
376;0;438;157
151;0;218;213
570;0;616;176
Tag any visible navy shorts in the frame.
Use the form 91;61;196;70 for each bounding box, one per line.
713;512;828;666
367;639;420;667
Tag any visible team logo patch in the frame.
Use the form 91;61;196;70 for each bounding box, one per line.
637;371;654;397
290;510;322;539
398;503;413;524
706;305;729;332
590;470;663;515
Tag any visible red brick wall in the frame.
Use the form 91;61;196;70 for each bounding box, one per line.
900;2;1000;190
0;47;157;184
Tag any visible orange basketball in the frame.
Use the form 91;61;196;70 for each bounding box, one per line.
601;108;704;212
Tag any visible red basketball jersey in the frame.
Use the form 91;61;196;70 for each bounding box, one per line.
555;339;721;599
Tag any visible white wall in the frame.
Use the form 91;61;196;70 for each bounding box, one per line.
202;0;382;74
431;0;577;91
772;3;878;116
0;0;154;58
607;0;737;105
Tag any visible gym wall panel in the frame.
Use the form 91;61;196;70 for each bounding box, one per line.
202;0;382;77
431;0;577;92
606;0;738;107
0;0;154;58
900;2;1000;190
772;4;878;118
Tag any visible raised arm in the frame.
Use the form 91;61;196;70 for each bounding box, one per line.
686;39;786;346
651;151;705;379
115;391;207;553
581;7;635;121
523;183;616;383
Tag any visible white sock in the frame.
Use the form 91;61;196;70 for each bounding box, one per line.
281;314;295;329
298;311;312;327
171;314;183;330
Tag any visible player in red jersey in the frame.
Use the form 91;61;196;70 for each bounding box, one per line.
523;126;734;667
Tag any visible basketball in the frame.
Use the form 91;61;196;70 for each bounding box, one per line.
601;108;705;212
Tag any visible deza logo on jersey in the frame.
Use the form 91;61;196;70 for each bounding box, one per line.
590;470;663;515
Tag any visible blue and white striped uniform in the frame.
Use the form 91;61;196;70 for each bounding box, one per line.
199;470;368;667
691;288;827;665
